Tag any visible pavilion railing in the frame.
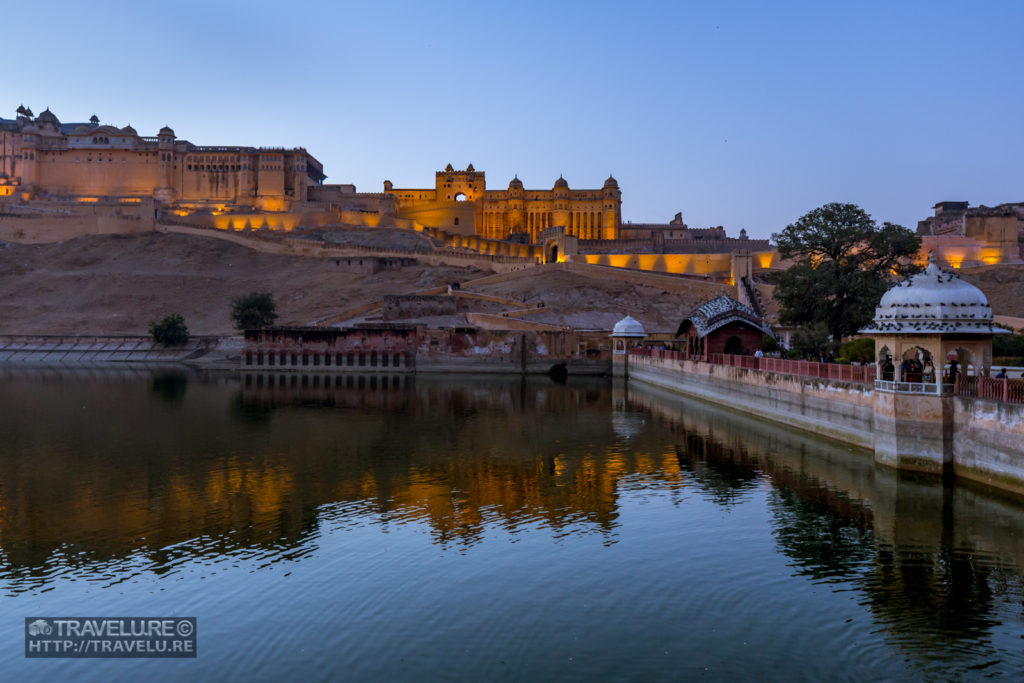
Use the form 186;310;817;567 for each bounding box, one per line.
955;375;1024;404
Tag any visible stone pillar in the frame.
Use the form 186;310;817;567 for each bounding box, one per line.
611;337;629;378
873;392;954;475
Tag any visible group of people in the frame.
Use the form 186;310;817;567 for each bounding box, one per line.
879;355;937;383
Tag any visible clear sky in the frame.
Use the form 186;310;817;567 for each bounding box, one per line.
8;0;1023;238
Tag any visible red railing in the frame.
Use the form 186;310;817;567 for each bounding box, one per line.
630;349;876;384
955;375;1024;404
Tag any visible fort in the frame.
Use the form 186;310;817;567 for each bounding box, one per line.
4;105;1022;281
3;103;1024;502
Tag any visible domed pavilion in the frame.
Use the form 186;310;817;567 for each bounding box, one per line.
859;252;1007;393
610;315;647;378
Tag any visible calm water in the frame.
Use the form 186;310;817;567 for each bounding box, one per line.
2;368;1024;681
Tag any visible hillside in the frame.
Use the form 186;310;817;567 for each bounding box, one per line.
0;232;712;336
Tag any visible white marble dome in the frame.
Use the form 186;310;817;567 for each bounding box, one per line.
612;315;646;337
859;253;1002;335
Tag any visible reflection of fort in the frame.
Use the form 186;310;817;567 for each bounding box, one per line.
4;370;1024;669
0;373;683;584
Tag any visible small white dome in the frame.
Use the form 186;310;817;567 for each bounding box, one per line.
612;315;646;337
860;253;1003;335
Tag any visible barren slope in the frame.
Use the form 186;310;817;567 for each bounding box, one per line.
0;233;713;336
0;233;477;335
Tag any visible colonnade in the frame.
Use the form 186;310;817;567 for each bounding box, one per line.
481;210;607;241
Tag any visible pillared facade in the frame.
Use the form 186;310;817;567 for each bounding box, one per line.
384;164;622;243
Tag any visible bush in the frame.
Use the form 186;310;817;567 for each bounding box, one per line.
149;314;189;346
789;323;836;360
993;333;1024;358
839;337;875;364
762;334;780;354
230;292;278;331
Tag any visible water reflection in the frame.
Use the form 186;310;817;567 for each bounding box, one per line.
2;369;1024;676
629;381;1024;675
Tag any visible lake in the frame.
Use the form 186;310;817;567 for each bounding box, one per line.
1;368;1023;681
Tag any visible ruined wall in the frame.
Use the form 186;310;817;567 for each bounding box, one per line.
243;326;611;375
0;201;156;242
382;295;457;320
330;257;417;274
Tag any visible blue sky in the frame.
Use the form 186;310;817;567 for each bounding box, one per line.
8;0;1023;238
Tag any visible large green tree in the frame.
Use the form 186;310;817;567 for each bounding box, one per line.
230;292;279;331
769;203;920;341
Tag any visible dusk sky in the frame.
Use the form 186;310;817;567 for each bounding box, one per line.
8;0;1023;238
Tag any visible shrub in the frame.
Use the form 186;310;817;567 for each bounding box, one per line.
149;314;189;346
839;337;875;364
230;292;278;331
993;333;1024;358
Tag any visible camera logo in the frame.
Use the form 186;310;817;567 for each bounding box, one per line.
27;619;52;636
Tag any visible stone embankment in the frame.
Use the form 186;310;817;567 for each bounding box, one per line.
0;335;241;367
627;351;1024;497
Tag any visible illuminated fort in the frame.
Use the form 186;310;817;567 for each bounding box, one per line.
0;106;325;211
2;105;1020;271
381;164;623;242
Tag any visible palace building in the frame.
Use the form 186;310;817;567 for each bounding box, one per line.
383;164;622;243
0;106;325;210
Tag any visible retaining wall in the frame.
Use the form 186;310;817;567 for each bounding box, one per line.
629;353;1024;497
628;354;875;448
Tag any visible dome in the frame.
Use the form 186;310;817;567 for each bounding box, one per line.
121;125;138;136
612;315;646;337
603;175;618;189
37;108;59;124
508;175;523;190
554;175;569;189
859;253;1005;335
159;125;175;137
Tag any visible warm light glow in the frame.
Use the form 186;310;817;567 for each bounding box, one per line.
119;197;141;204
77;197;98;203
0;186;13;196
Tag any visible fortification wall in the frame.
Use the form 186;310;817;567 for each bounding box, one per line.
573;250;782;278
0;203;155;243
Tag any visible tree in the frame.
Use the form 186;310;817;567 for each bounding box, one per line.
149;313;189;345
768;203;920;342
230;292;278;330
